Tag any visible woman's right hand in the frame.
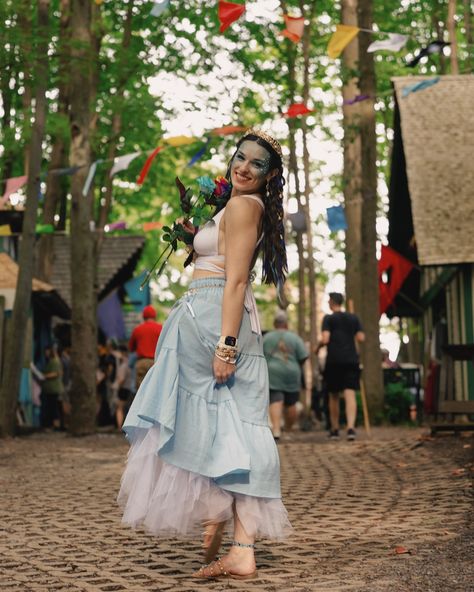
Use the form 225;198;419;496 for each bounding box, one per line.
176;217;196;235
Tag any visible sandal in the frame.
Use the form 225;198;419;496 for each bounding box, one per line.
192;558;258;580
202;520;226;563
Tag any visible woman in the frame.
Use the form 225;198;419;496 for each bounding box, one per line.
118;129;292;580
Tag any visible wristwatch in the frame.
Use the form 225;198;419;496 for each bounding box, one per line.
222;336;237;347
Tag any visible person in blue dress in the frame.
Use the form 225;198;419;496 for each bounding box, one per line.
118;129;292;580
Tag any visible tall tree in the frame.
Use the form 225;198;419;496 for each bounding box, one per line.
0;0;50;437
357;0;383;416
68;0;96;435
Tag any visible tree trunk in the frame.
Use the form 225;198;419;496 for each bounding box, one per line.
341;0;363;315
300;0;318;361
37;0;71;283
18;1;34;174
68;0;97;436
357;0;383;417
464;0;473;72
447;0;459;74
0;0;50;438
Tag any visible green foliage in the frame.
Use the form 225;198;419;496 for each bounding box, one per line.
383;380;414;424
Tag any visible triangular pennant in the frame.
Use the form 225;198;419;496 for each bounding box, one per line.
211;125;247;136
367;33;408;53
110;152;140;178
402;77;440;98
282;15;305;43
187;140;210;167
82;160;103;196
407;40;450;67
164;136;197;147
327;206;347;232
378;245;414;314
36;223;55;234
143;221;163;232
343;94;371;105
1;175;27;209
0;224;12;236
150;0;169;17
218;1;245;33
49;166;81;176
284;103;313;118
327;24;359;59
137;147;164;185
106;221;127;231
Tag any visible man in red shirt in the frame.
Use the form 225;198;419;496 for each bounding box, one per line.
129;305;163;389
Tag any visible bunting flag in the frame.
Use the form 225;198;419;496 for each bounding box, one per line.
282;15;305;43
378;245;414;314
143;221;163;232
49;166;81;176
106;221;127;231
211;125;247;135
367;33;408;53
402;77;440;98
0;224;12;236
82;160;103;197
284;103;313;118
164;136;197;147
1;175;27;208
407;40;450;67
287;211;306;232
150;0;170;17
137;147;164;185
187;140;210;167
343;94;371;105
110;152;140;178
218;1;245;33
327;206;347;232
327;24;359;58
36;223;55;234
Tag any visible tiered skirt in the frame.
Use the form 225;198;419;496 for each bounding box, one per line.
118;278;292;539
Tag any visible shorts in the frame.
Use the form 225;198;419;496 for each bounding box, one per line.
118;388;133;402
324;363;360;392
269;389;300;407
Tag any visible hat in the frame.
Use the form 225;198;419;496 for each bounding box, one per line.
142;305;157;319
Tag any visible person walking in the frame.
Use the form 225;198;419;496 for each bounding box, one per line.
317;292;365;441
40;344;64;430
263;310;309;440
128;305;162;390
118;130;292;580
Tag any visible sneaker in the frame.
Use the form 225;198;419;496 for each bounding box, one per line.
329;429;340;440
347;428;356;441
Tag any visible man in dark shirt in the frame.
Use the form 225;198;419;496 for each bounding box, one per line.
317;292;365;441
129;305;163;389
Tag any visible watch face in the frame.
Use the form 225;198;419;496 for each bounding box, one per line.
224;336;237;347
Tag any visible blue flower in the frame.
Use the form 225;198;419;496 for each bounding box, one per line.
196;175;215;196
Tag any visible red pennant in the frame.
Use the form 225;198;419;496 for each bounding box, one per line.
378;245;414;314
284;102;314;118
218;1;245;33
136;147;164;185
282;15;305;43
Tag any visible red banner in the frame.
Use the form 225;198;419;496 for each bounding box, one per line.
378;245;414;314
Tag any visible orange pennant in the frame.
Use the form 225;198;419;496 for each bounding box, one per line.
143;222;163;232
211;125;247;136
282;15;305;43
218;1;245;33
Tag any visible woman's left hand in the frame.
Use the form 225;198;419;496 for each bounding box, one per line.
213;355;236;384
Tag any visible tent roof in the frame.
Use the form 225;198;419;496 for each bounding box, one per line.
49;234;145;307
392;75;474;265
0;252;54;291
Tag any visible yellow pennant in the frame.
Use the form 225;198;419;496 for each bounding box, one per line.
0;224;12;236
327;24;359;58
164;136;197;147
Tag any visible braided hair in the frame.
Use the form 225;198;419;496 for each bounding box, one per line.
214;133;288;287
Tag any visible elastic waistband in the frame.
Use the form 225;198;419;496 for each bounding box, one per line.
188;277;226;290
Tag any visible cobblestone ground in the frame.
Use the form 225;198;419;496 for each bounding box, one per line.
0;426;473;592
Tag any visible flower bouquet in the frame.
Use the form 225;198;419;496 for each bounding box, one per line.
140;175;231;288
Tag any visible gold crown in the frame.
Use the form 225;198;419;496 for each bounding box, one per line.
244;128;283;158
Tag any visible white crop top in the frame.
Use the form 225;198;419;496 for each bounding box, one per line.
193;194;264;274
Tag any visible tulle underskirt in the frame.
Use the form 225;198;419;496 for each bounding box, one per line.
117;426;292;540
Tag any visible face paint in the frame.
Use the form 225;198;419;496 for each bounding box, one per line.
232;141;271;177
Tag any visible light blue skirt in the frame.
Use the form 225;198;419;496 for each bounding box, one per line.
118;278;292;539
